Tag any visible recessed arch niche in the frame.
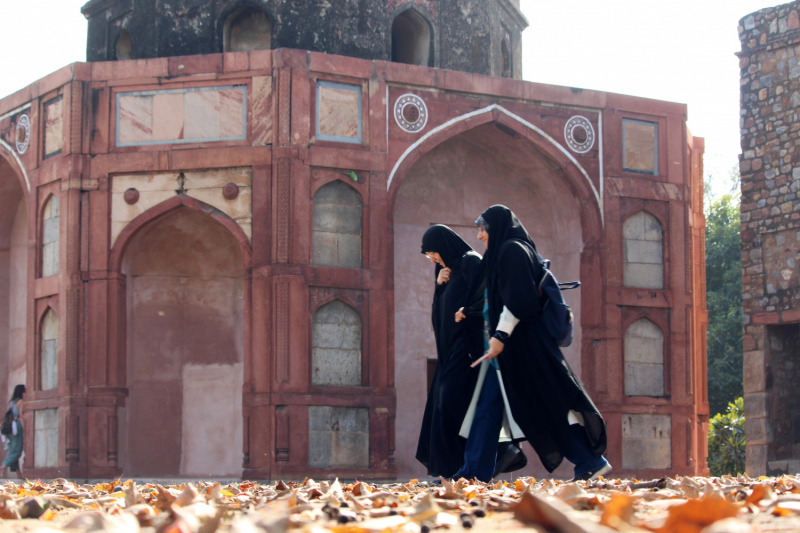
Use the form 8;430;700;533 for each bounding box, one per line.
0;157;28;400
391;9;432;67
120;206;244;477
223;5;272;53
392;121;585;480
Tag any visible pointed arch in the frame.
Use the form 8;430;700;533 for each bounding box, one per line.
40;194;60;278
391;7;434;67
109;195;252;273
623;210;664;289
115;28;133;60
387;104;603;235
0;140;30;193
312;179;363;268
222;3;272;53
39;307;59;391
624;317;665;397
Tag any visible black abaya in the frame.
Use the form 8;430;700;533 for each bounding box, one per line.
477;206;607;473
415;225;484;477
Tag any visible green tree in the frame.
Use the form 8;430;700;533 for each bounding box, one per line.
705;192;743;416
707;397;746;476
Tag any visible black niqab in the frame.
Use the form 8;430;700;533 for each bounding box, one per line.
473;205;607;472
416;225;484;477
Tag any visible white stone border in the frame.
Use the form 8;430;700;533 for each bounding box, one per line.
0;138;30;192
386;104;602;224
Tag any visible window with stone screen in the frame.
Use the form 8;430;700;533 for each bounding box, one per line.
623;210;663;289
41;195;60;278
313;180;363;268
624;318;664;397
34;408;58;468
311;300;362;387
40;309;58;391
623;119;658;175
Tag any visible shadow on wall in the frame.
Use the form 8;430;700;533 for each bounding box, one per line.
393;122;584;480
120;206;244;477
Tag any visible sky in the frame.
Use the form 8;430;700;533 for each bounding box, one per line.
0;0;781;198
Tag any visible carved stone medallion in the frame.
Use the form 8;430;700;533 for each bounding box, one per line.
394;94;428;133
15;114;30;154
564;115;595;154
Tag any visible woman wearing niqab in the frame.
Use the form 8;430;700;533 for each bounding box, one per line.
471;205;610;479
415;225;484;478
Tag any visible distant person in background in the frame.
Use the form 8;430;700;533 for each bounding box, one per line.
415;225;484;478
1;384;25;479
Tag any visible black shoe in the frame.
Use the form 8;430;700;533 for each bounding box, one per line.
569;462;612;482
493;442;528;478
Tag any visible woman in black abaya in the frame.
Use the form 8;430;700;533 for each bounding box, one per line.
415;225;484;477
470;205;610;480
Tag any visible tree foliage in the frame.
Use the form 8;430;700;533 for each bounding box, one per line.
708;397;746;477
705;193;743;416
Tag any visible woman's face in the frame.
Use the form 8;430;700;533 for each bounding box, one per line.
425;252;445;267
477;227;489;249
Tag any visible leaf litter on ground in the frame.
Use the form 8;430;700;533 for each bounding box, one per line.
2;475;800;532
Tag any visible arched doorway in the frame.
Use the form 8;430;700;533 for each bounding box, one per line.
0;156;28;402
393;121;588;479
119;206;245;476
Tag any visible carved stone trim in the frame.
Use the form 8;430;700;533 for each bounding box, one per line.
276;160;290;263
276;282;289;383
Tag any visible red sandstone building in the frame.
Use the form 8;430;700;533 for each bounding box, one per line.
0;0;708;479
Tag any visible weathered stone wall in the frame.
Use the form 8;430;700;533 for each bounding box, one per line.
80;0;527;78
739;0;800;476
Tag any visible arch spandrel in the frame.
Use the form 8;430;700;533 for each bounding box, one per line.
386;105;603;239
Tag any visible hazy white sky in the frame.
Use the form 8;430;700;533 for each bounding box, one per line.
0;0;780;197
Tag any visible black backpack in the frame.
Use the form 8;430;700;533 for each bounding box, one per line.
1;408;13;435
512;239;580;347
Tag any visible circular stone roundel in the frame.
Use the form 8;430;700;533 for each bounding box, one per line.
15;114;30;154
394;94;428;133
563;115;595;154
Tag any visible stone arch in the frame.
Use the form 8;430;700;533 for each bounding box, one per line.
0;152;29;402
387;105;603;241
624;317;665;397
115;28;133;60
623;210;664;289
38;307;58;391
391;7;433;67
222;3;272;53
312;179;363;268
115;199;249;477
311;299;362;387
109;195;252;273
391;106;598;480
40;194;60;278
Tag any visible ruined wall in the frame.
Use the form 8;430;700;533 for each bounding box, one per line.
739;0;800;476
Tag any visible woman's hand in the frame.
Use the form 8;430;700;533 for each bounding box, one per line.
470;337;505;367
455;307;466;322
437;267;452;285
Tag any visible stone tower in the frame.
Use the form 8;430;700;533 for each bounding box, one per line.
81;0;528;79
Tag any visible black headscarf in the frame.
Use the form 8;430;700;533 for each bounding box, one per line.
420;225;473;282
477;205;537;280
10;384;25;402
466;205;538;312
